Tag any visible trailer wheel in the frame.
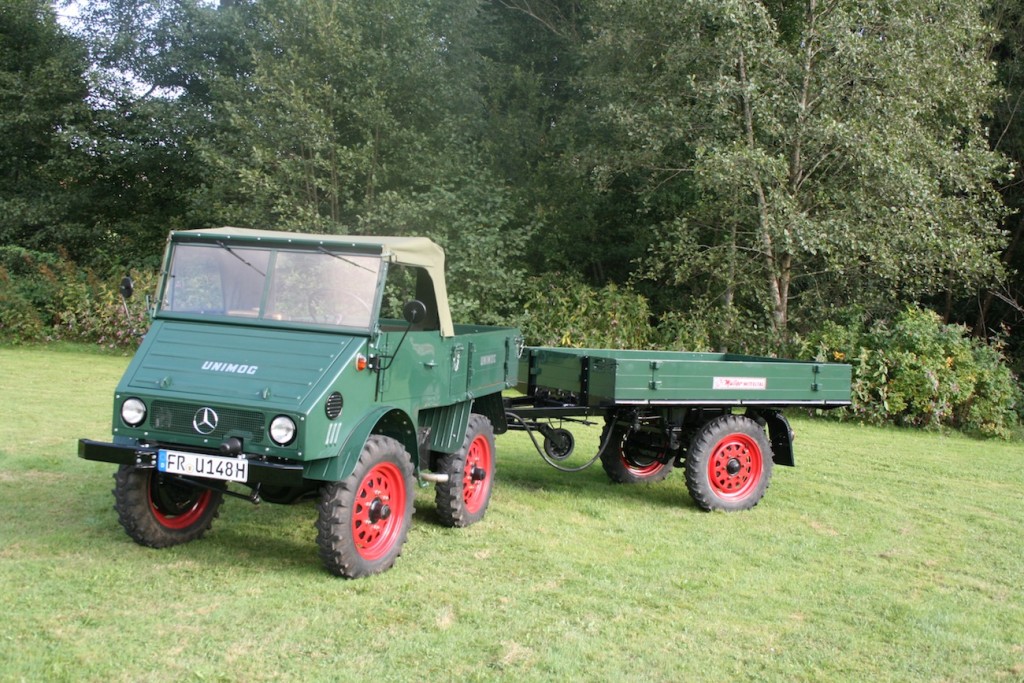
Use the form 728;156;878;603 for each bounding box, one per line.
599;421;673;484
435;414;495;527
316;435;415;578
685;415;773;511
542;428;575;461
113;465;224;548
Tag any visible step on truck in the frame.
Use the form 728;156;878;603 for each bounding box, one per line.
79;227;851;578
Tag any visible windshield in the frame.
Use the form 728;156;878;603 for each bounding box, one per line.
162;243;382;329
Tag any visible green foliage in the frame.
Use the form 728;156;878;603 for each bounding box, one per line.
520;274;653;348
0;269;46;343
48;265;155;350
0;246;61;310
0;250;153;350
2;0;1021;387
808;307;1023;438
982;0;1024;376
358;172;532;327
0;0;91;259
650;309;713;352
584;0;1008;343
0;247;64;343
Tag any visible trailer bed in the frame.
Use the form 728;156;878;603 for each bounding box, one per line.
519;346;851;408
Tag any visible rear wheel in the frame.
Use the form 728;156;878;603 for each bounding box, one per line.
599;420;673;484
435;414;496;527
316;435;415;578
685;414;773;511
113;465;224;548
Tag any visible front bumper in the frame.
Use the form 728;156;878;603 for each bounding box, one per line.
77;439;306;487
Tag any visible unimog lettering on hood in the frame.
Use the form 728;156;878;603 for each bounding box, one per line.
201;361;259;375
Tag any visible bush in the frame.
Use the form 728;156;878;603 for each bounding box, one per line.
0;247;63;311
0;248;65;343
519;275;653;349
0;267;47;343
808;307;1022;438
0;249;154;350
651;309;713;352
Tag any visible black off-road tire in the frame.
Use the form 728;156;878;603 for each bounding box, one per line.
316;435;415;578
598;420;674;484
435;414;496;528
113;465;224;548
685;414;773;511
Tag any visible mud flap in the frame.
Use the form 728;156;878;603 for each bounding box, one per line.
763;411;795;467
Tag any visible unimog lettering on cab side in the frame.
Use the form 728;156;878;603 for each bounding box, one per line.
80;227;852;578
79;227;521;578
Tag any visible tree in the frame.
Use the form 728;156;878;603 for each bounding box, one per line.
64;0;257;268
582;0;1008;348
75;0;534;321
0;0;90;258
983;0;1024;372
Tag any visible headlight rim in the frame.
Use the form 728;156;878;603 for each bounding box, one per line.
269;414;297;446
121;397;147;427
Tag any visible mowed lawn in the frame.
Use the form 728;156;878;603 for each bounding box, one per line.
0;345;1022;682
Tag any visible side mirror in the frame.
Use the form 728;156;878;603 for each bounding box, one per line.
119;276;134;300
402;299;427;325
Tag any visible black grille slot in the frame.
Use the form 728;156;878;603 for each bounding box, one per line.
325;392;344;419
150;400;266;444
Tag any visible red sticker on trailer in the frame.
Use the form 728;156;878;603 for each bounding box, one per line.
713;377;767;390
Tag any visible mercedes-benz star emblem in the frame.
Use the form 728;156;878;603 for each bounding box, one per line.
193;407;219;435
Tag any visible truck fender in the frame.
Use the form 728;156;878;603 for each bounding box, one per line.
761;411;795;467
303;406;417;482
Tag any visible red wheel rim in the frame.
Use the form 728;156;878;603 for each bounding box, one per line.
351;462;407;561
618;437;666;477
148;476;213;530
707;433;762;499
462;434;492;515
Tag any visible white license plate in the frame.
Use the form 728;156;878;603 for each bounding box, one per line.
158;449;249;483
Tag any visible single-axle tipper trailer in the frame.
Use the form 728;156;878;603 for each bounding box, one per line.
508;346;851;511
79;227;851;578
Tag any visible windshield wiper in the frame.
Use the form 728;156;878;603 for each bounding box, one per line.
216;240;266;277
316;246;377;273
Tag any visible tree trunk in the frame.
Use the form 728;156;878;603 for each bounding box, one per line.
739;49;788;342
720;221;737;353
975;213;1023;337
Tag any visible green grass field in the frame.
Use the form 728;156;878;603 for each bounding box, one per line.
1;344;1022;682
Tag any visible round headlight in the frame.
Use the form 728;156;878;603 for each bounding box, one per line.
121;398;147;427
269;415;297;446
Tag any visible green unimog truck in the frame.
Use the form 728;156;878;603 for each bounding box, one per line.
80;227;851;578
79;227;521;578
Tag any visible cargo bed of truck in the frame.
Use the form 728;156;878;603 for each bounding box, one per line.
517;346;851;409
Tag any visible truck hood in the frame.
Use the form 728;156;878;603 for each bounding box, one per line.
122;320;365;409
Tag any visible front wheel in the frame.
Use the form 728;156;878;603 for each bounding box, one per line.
435;414;496;527
316;435;415;578
685;414;773;511
113;465;224;548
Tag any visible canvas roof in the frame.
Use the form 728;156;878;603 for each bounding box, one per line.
173;227;455;336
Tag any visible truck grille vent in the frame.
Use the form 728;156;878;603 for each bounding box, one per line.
325;392;344;419
150;400;266;444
